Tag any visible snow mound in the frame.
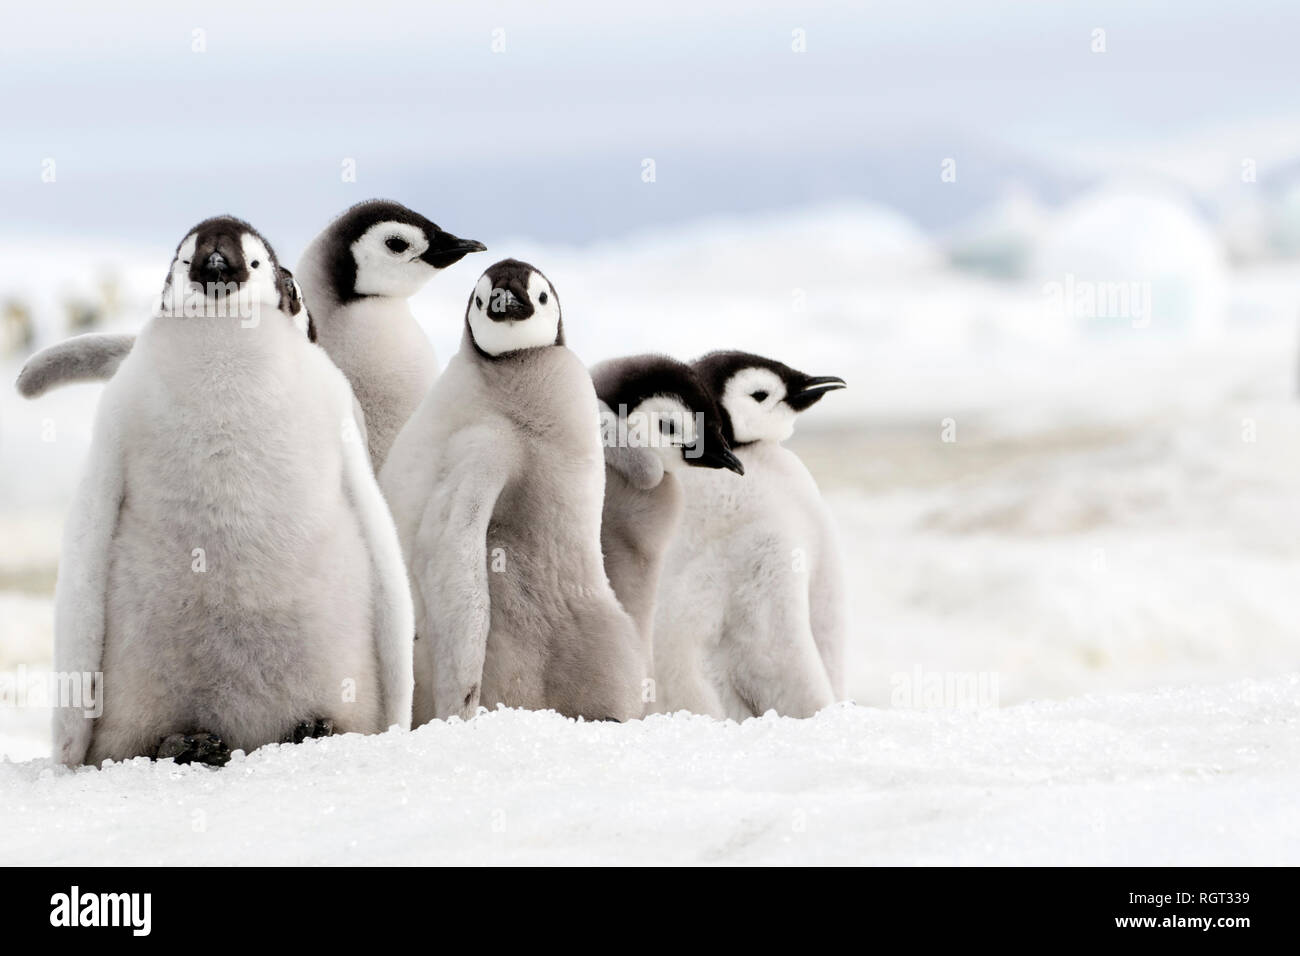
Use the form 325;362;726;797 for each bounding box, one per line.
1033;186;1228;340
1;676;1296;865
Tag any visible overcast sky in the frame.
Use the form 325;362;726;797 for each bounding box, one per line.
3;0;1299;249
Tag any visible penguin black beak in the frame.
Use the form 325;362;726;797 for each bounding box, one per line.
487;286;535;322
688;442;745;475
195;251;232;285
786;375;846;411
421;232;487;269
190;235;247;286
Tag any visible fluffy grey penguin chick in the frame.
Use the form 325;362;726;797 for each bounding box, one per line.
591;354;742;676
53;216;413;767
653;350;848;719
293;199;485;471
381;259;644;724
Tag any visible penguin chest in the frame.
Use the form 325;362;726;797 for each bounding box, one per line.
100;397;379;732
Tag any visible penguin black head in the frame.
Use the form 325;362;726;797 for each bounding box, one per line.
157;216;293;321
693;351;846;446
593;355;743;475
322;199;486;302
466;259;564;358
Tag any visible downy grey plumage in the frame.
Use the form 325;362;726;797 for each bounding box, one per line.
382;259;644;724
653;350;847;719
53;217;413;766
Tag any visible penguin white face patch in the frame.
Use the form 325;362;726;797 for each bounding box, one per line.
158;232;200;311
351;221;437;297
722;367;796;444
468;270;561;357
238;234;283;311
627;395;700;473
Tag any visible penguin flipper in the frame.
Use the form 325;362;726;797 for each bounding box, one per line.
726;591;835;720
414;426;517;721
338;374;414;731
52;397;126;766
807;521;848;700
16;333;136;398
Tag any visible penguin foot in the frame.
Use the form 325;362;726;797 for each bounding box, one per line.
155;731;231;767
288;717;335;744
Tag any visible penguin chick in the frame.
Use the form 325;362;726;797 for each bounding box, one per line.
381;259;643;724
15;265;313;398
653;350;847;719
293;199;485;471
591;354;742;673
53;216;413;766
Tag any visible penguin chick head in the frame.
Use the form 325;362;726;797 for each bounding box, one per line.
694;351;846;446
157;216;292;323
326;199;485;301
593;354;743;476
466;259;564;357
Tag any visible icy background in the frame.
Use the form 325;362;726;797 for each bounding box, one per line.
2;0;1299;863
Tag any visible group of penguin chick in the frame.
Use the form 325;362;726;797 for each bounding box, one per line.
17;200;848;768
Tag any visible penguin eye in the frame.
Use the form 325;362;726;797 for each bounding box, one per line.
250;260;260;269
475;296;484;310
751;390;769;402
385;236;410;254
538;292;548;305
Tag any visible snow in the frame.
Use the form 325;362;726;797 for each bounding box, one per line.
0;677;1295;866
827;393;1300;705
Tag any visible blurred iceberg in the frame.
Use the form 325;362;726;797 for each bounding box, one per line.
1033;186;1228;341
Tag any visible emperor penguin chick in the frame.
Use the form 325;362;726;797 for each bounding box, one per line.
53;217;413;767
294;199;485;470
381;259;643;724
653;351;848;719
591;355;742;673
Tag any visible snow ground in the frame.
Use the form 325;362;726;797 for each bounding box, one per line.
1;676;1295;866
